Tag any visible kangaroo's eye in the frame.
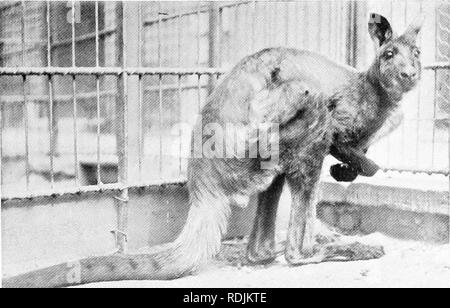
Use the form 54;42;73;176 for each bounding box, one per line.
413;48;421;57
384;50;394;59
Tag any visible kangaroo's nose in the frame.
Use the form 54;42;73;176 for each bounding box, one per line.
400;70;417;79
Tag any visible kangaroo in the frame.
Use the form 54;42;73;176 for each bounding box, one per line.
3;13;423;287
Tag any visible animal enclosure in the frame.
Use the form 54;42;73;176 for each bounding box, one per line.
0;0;449;281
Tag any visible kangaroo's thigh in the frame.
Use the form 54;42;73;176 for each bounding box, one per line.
247;174;286;264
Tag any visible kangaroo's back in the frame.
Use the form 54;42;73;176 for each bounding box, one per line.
202;47;358;126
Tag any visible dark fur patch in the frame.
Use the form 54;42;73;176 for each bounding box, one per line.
270;67;281;84
327;97;339;111
280;108;306;128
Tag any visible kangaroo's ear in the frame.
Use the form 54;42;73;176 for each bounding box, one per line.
368;13;393;47
401;14;425;44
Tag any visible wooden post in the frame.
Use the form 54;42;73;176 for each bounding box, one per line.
113;1;143;253
114;1;128;254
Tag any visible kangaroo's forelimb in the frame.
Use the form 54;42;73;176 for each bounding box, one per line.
329;145;380;182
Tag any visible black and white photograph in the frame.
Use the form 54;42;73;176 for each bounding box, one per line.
0;0;449;290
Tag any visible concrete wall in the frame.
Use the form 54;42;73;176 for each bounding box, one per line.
2;173;448;277
1;184;266;277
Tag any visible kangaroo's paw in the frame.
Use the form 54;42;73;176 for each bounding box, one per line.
330;163;359;182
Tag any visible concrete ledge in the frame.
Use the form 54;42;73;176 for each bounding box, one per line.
317;173;449;243
318;173;449;215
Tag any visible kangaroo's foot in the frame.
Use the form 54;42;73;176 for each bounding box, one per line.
247;237;277;265
247;174;286;265
286;240;385;266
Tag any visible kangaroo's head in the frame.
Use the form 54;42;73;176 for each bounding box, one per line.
368;13;424;95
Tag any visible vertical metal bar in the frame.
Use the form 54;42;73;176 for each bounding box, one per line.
218;7;222;66
294;1;299;48
431;82;438;169
0;8;3;193
208;2;218;94
385;0;393;167
415;1;423;168
197;2;201;66
178;74;182;176
304;1;310;51
268;1;273;46
415;84;422;166
284;1;289;46
401;2;408;164
197;3;201;113
71;0;79;186
251;1;256;52
158;1;163;178
159;73;163;178
337;1;342;61
177;7;182;175
21;1;30;190
197;74;201;113
448;93;450;244
137;2;143;182
317;2;322;53
328;0;333;57
46;1;54;188
431;5;439;169
95;1;101;185
0;100;2;194
21;1;25;65
22;78;29;190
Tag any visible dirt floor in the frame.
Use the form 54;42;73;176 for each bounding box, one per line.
78;233;450;288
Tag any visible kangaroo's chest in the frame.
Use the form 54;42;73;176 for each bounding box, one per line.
332;94;392;148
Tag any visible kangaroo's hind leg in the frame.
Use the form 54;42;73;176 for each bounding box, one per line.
247;174;285;265
285;152;384;265
284;159;324;265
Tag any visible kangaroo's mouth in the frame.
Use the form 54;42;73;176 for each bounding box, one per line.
380;75;419;95
399;76;419;91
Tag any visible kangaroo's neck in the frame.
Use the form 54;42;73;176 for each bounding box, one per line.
331;62;405;148
364;61;404;108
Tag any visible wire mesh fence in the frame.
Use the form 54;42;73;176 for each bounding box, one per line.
0;1;449;202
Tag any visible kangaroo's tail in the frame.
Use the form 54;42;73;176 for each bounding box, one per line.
3;192;231;288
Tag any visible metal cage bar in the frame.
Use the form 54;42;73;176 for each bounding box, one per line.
158;1;163;178
95;1;102;185
137;2;143;182
21;1;30;190
46;1;55;188
0;66;227;76
1;1;449;205
71;0;80;186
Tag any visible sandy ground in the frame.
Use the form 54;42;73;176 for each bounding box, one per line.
77;233;450;288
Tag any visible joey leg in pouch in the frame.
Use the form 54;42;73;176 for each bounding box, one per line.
247;174;285;264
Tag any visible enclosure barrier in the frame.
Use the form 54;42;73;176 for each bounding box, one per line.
0;0;449;287
1;0;449;232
